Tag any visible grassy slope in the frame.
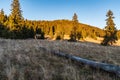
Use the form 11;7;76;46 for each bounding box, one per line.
0;39;120;80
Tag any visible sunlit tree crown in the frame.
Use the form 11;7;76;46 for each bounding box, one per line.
10;0;23;22
105;10;116;31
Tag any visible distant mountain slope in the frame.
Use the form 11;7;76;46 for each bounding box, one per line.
29;19;105;39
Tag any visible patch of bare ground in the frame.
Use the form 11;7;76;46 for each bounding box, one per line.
0;39;120;80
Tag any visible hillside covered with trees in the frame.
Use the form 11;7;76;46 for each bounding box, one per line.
0;0;120;42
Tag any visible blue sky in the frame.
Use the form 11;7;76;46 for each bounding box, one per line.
0;0;120;29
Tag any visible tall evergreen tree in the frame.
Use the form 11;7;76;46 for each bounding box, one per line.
0;9;7;25
69;13;79;41
9;0;23;30
101;10;118;46
11;0;22;21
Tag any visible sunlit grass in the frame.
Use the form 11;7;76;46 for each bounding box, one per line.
0;39;119;80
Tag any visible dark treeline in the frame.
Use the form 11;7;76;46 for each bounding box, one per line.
0;0;120;43
0;16;105;40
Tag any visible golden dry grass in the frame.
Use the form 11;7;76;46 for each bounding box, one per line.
0;39;120;80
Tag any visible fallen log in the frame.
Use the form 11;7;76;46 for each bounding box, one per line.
39;47;120;77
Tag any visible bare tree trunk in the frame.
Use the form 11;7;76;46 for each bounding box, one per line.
39;47;120;77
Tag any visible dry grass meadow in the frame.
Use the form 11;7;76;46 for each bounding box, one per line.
0;39;120;80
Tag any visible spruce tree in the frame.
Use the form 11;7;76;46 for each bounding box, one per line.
0;9;7;25
0;9;9;38
0;9;5;24
69;13;79;41
101;10;118;46
9;0;23;30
